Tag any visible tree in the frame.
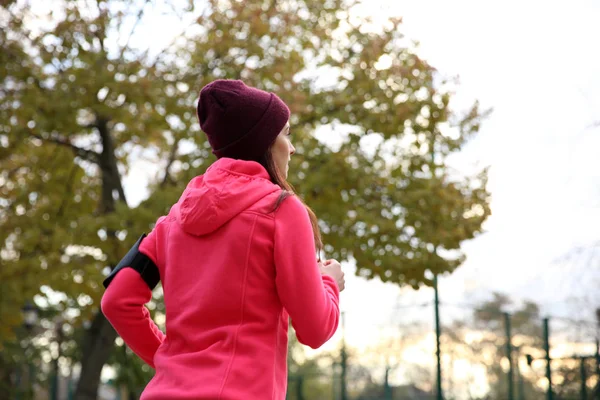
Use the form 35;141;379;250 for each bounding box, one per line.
1;1;189;396
110;344;154;400
1;0;491;396
287;332;335;400
440;294;545;400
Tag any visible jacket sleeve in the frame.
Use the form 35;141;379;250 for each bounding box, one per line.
101;231;165;368
274;196;340;349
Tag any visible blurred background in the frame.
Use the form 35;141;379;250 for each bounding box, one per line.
1;0;599;399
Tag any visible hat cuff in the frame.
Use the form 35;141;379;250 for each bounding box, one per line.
213;93;290;160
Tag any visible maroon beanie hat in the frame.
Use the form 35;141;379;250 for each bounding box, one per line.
196;79;290;160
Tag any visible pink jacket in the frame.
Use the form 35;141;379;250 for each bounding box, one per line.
101;158;340;400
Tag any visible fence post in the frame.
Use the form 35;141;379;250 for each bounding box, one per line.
596;339;600;400
296;375;304;400
596;307;600;400
504;312;515;400
341;312;348;400
580;357;587;400
434;274;443;400
543;318;553;400
384;366;392;400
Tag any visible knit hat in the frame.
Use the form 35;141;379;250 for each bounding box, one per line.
196;79;290;161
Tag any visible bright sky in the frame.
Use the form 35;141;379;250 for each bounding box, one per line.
329;1;600;391
380;0;600;311
115;0;600;393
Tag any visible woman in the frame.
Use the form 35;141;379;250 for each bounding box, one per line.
101;79;345;400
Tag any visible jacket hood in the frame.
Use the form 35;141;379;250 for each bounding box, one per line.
173;158;280;236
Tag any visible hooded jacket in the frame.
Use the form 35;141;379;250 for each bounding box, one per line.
101;158;340;400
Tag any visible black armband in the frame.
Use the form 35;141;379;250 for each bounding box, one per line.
102;234;160;290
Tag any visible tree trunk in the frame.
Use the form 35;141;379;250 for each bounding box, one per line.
75;117;129;399
0;360;17;398
74;313;117;400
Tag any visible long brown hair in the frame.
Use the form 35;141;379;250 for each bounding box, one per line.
257;150;323;256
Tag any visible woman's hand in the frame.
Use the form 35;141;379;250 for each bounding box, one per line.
318;259;345;292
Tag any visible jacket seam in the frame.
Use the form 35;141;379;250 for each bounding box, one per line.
241;210;276;220
218;215;257;398
271;202;280;400
272;309;282;400
161;221;172;287
160;220;173;356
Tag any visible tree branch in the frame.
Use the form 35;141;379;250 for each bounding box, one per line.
118;0;153;60
96;116;128;209
160;138;180;188
57;163;78;217
29;131;100;164
148;10;204;69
